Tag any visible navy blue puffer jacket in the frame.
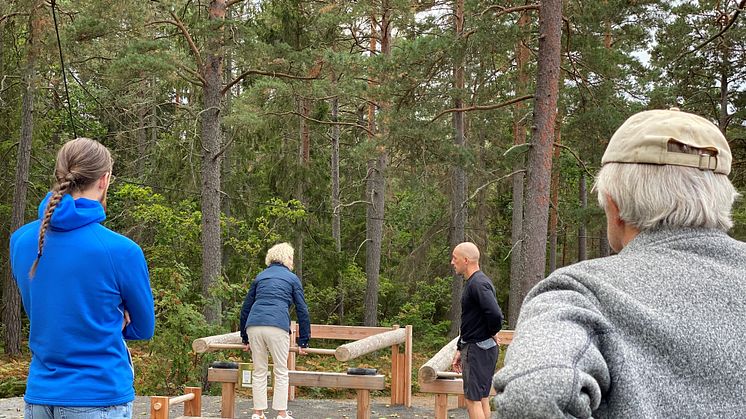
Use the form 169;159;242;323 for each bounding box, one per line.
239;263;311;347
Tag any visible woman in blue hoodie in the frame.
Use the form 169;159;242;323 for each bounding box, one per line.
10;138;155;419
239;242;311;419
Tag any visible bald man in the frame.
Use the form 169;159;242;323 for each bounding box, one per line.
450;242;504;419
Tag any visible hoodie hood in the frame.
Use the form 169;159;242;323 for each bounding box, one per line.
37;192;106;232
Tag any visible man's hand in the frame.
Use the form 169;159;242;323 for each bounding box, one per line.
452;350;462;373
493;334;501;345
122;310;131;331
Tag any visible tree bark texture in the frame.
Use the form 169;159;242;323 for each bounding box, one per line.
330;82;344;323
200;0;226;325
519;0;562;300
577;172;587;261
508;7;530;328
363;6;390;327
548;131;561;273
448;0;466;338
2;1;44;357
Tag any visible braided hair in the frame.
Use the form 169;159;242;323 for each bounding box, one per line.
29;138;113;278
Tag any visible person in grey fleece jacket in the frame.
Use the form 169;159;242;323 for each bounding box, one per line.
492;108;746;418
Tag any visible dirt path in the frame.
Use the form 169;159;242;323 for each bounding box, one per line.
0;395;467;419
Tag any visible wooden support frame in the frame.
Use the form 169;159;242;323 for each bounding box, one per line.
288;322;412;407
418;330;513;419
208;367;384;419
150;387;202;419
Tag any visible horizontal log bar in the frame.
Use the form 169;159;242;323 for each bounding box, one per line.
436;371;461;379
206;343;335;355
169;393;195;406
335;328;405;361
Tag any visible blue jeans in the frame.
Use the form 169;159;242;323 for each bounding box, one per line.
25;402;133;419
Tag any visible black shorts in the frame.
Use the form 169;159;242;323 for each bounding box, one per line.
462;341;499;401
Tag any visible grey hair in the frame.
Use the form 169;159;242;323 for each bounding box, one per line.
265;242;294;270
594;163;741;232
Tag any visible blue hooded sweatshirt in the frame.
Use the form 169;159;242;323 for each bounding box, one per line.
9;193;155;406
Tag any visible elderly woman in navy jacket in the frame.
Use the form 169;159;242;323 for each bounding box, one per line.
239;242;311;419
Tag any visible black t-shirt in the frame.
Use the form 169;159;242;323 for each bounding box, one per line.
458;270;503;350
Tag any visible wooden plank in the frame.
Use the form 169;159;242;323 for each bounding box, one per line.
289;371;385;390
308;324;394;340
434;394;448;419
356;390;371;419
457;394;465;408
208;368;384;390
150;396;169;419
184;387;201;417
419;379;496;396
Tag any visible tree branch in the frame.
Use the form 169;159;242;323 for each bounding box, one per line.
462;170;526;210
149;13;202;69
0;12;26;24
226;0;244;8
333;199;371;213
222;68;322;95
553;142;594;177
430;94;534;122
266;111;375;137
480;4;540;17
674;0;746;64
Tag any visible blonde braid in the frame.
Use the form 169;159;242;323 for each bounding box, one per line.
29;178;73;278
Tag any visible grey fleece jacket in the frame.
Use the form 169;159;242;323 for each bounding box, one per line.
492;227;746;418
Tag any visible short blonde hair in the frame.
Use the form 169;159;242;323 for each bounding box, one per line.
265;242;294;270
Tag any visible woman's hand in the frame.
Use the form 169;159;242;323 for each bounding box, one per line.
243;343;251;352
297;346;307;355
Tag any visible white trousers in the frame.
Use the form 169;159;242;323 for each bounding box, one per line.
246;326;290;411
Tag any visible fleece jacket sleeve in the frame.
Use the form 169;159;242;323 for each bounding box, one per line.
492;273;611;419
119;244;155;340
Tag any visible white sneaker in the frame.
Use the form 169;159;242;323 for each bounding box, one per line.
276;412;294;419
251;413;266;419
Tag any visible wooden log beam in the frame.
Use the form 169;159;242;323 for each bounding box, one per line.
192;331;242;353
205;343;335;355
418;336;458;384
335;328;406;361
418;331;514;383
207;368;385;390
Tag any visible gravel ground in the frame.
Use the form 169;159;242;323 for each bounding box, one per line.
0;395;468;419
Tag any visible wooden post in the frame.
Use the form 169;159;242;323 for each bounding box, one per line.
184;387;201;417
404;324;413;407
221;381;235;418
391;341;400;405
150;396;169;419
356;389;371;419
434;393;448;419
457;394;466;408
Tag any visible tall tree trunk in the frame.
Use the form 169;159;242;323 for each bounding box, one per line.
547;128;561;272
508;7;531;328
519;0;562;300
447;0;466;338
577;172;587;261
296;96;310;281
3;1;44;356
719;67;728;134
363;5;390;327
200;0;226;324
330;74;344;323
